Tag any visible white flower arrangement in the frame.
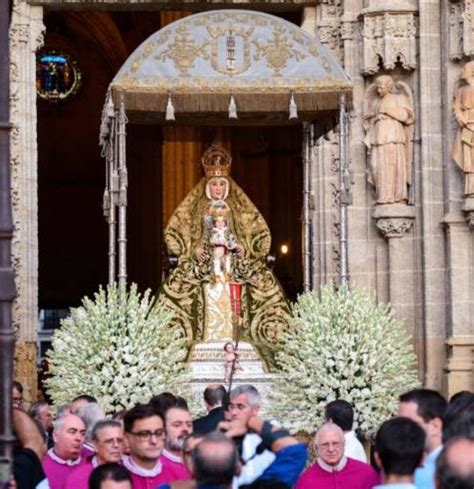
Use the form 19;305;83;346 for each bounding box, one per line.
270;285;419;437
46;283;190;413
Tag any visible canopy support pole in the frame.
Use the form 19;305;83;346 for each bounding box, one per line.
303;122;314;292
105;118;117;285
338;94;351;287
117;95;128;290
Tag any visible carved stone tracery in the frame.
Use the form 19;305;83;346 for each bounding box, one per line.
463;196;474;228
373;203;416;239
361;7;417;75
448;0;474;60
375;217;414;238
315;0;343;61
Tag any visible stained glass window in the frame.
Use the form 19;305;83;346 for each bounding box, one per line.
36;50;82;102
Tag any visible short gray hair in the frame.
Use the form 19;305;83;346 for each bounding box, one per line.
91;419;122;441
315;422;345;446
229;385;261;406
76;402;106;442
28;400;49;420
53;412;84;433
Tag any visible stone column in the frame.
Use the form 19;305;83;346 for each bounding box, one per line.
418;0;446;389
443;337;474;397
373;204;417;340
442;210;474;397
9;0;45;403
301;6;317;34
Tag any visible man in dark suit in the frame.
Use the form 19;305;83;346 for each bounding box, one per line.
193;384;227;434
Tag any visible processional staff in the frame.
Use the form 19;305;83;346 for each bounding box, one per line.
227;282;242;392
339;94;352;287
102;94;128;290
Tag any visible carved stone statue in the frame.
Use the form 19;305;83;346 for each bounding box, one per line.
452;61;474;197
156;142;290;368
363;75;415;204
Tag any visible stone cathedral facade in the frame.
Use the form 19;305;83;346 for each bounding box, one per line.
9;0;474;401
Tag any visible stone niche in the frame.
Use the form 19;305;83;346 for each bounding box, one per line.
448;0;474;60
360;3;418;75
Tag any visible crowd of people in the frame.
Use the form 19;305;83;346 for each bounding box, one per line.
8;381;474;489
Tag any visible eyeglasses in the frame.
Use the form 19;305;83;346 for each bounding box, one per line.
129;429;165;441
317;442;343;451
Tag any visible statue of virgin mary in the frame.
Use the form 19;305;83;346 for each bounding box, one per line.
156;142;290;368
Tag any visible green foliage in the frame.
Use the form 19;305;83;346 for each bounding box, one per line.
46;283;189;412
270;285;419;436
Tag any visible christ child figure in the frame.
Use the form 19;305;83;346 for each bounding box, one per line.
224;342;243;382
209;212;237;283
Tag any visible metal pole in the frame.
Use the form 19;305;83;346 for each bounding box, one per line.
338;94;349;286
302;122;312;292
0;0;16;482
117;95;128;290
107;122;117;285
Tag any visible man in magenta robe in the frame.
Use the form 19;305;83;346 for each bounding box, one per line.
161;406;193;480
64;419;124;489
122;404;179;489
295;422;380;489
42;413;88;489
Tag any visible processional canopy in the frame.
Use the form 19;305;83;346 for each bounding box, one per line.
100;9;352;140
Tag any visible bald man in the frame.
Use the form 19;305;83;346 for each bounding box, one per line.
436;437;474;489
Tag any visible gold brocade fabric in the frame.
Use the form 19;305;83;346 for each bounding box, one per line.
155;177;291;369
204;282;233;341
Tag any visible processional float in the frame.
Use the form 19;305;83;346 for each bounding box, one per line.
98;9;352;393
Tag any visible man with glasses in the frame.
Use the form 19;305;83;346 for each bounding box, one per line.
12;381;24;409
122;404;178;489
64;419;125;489
295;422;379;489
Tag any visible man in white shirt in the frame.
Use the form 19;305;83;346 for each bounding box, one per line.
325;399;367;463
373;417;425;489
227;384;275;487
398;389;447;489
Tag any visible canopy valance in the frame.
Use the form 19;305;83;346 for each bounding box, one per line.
100;9;352;133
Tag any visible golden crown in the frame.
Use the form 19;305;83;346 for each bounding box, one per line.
202;144;232;178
